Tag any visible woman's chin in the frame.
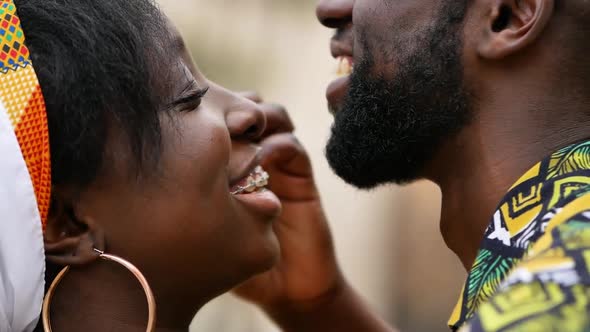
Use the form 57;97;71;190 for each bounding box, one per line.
245;230;281;276
203;232;280;298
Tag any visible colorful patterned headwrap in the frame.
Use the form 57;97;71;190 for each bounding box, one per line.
0;0;50;227
0;0;49;331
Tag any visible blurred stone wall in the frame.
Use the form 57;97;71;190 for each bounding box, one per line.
157;1;465;331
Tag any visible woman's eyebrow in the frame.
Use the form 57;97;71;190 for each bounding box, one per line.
172;32;187;54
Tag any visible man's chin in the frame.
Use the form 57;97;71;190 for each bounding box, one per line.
327;162;419;190
326;90;346;116
325;138;421;189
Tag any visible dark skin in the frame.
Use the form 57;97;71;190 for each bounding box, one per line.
238;0;590;331
36;1;590;331
42;20;312;332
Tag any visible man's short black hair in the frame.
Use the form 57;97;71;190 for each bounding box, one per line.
16;0;170;188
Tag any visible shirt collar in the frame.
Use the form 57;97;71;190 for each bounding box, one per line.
448;139;590;330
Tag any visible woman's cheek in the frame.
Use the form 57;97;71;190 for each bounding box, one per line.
161;110;231;195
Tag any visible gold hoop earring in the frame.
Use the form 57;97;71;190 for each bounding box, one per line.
42;248;156;332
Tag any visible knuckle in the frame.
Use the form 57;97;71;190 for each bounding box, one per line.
271;104;293;123
272;103;288;115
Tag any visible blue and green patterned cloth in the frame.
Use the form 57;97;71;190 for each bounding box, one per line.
449;140;590;331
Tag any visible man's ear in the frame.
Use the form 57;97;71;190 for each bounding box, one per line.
478;0;554;59
44;187;105;266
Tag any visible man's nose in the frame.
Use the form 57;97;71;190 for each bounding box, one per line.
226;98;267;141
316;0;353;28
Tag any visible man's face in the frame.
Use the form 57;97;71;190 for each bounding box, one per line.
317;0;472;188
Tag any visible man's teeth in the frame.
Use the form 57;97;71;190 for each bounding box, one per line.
336;56;353;76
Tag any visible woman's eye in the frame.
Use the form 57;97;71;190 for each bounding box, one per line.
181;98;202;113
172;86;209;112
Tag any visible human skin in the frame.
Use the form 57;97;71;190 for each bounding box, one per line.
317;0;590;269
238;0;590;331
41;18;315;332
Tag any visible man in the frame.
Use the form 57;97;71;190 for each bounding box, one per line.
238;0;590;331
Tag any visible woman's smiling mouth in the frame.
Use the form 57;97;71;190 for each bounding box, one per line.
230;159;282;218
231;166;282;219
231;166;270;195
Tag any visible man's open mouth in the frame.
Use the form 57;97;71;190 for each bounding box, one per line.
336;56;354;76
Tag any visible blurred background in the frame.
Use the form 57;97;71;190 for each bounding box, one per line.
157;1;466;331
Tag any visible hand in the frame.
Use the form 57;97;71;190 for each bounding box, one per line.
233;93;344;310
233;93;395;332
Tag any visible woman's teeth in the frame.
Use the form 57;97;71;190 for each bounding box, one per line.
231;166;270;195
336;56;353;77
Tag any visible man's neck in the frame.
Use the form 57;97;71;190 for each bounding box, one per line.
425;86;590;270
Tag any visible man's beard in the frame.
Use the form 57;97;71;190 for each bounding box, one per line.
326;3;471;189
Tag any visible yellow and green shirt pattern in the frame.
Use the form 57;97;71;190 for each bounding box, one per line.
449;140;590;331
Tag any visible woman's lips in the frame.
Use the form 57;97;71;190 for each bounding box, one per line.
228;146;263;188
233;189;282;219
327;56;353;115
231;165;282;219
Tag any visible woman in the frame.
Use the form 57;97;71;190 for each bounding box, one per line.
0;0;342;331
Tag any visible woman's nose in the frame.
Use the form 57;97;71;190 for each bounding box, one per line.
316;0;353;28
226;98;267;140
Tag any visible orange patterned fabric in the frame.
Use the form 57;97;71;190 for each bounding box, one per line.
0;0;50;229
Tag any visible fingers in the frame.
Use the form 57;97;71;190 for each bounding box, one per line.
268;173;319;202
236;90;295;136
260;133;318;201
260;133;312;177
235;91;317;200
260;103;295;137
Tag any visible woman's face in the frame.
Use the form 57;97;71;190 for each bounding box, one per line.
71;24;282;311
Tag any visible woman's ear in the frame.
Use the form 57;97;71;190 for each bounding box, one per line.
478;0;554;59
44;187;105;266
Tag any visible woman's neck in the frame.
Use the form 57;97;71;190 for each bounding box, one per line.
47;261;193;332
